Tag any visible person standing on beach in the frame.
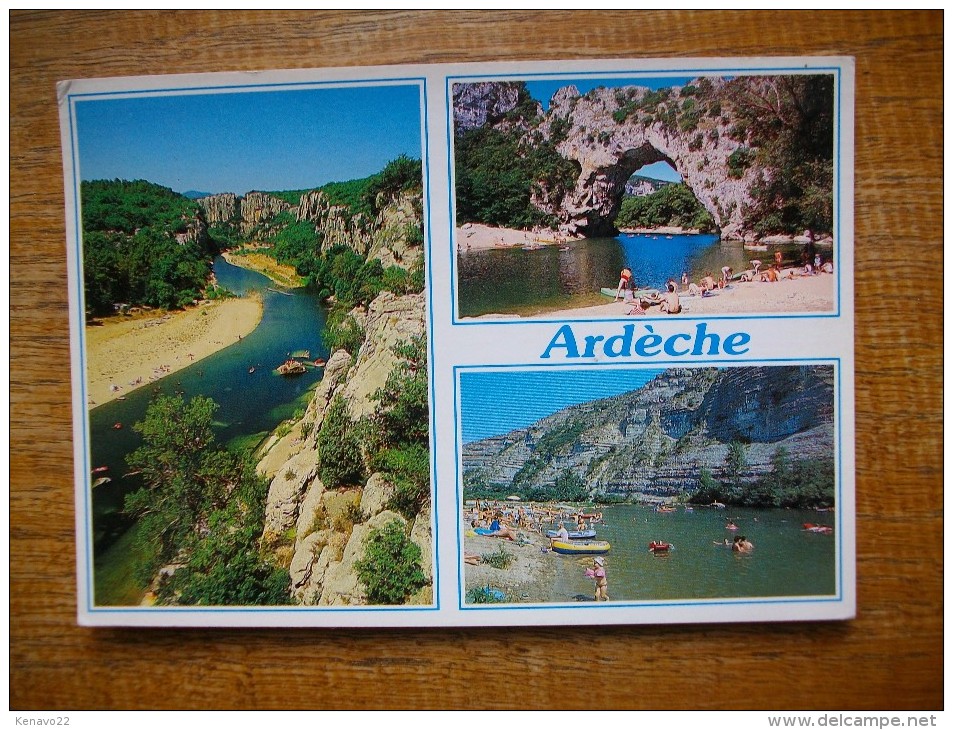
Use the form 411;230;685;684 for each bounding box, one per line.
615;267;633;301
585;556;608;601
720;266;733;287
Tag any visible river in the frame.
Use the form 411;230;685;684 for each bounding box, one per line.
457;233;807;317
547;504;837;603
88;257;328;605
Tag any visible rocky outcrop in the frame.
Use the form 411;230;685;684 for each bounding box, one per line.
297;190;374;256
452;81;539;135
258;291;430;605
197;193;239;225
453;78;826;240
174;212;208;246
240;192;292;234
197;191;292;235
296;190;423;270
462;366;835;497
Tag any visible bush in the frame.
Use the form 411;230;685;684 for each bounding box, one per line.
480;545;514;570
316;396;365;488
356;520;426;604
323;312;365;357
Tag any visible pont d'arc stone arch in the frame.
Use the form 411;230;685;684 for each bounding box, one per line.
533;83;762;240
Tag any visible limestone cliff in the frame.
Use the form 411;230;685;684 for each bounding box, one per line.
296;189;423;270
462;366;835;499
256;291;431;606
197;191;292;235
197;193;239;225
452;81;540;136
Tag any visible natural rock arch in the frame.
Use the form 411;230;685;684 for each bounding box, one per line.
533;83;761;240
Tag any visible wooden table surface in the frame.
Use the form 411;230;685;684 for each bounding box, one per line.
11;10;943;710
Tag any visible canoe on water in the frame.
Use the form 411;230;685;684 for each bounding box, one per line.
600;287;661;300
550;540;611;556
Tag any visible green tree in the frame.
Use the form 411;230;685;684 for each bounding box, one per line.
362;336;431;519
81;179;213;315
724;440;748;497
316;395;365;488
356;519;426;604
551;469;588;502
124;394;289;604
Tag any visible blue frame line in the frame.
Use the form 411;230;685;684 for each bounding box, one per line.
67;75;430;101
453;358;844;612
446;64;844;326
69;76;439;615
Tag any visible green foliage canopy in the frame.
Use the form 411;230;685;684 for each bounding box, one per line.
81;179;214;313
124;394;289;605
615;183;716;232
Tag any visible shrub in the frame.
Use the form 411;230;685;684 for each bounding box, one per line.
316;396;365;488
356;520;426;604
480;545;514;570
323;312;365;357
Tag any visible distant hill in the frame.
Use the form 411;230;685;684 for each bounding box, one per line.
181;190;213;200
624;174;673;197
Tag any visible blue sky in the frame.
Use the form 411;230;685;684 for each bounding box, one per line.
460;368;664;443
75;83;423;195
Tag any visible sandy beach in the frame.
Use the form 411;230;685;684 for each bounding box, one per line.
222;248;305;288
456;223;574;251
547;271;836;320
463;530;595;604
85;294;263;408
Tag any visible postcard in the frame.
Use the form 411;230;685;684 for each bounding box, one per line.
58;57;854;626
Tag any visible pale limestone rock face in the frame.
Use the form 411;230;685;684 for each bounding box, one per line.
259;290;429;606
297;190;374;256
463;366;836;497
340;291;426;422
318;510;405;606
360;472;396;518
197;193;239;224
451;81;539;135
452;78;786;240
262;449;320;536
294;530;348;605
539;84;757;239
297;189;423;270
289;530;326;598
240;192;292;234
410;506;433;583
294;474;327;543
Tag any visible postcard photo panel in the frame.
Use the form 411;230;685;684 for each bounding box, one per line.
450;72;841;322
457;363;842;610
66;78;434;614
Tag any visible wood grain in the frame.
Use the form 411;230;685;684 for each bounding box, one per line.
11;10;942;710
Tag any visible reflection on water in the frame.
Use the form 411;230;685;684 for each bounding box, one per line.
458;233;809;318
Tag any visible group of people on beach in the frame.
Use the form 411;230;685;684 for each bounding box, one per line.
614;242;834;316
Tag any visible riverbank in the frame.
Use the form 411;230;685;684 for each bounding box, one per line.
464;530;562;603
222;248;305;288
456;223;576;251
85;294;264;408
470;269;835;320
